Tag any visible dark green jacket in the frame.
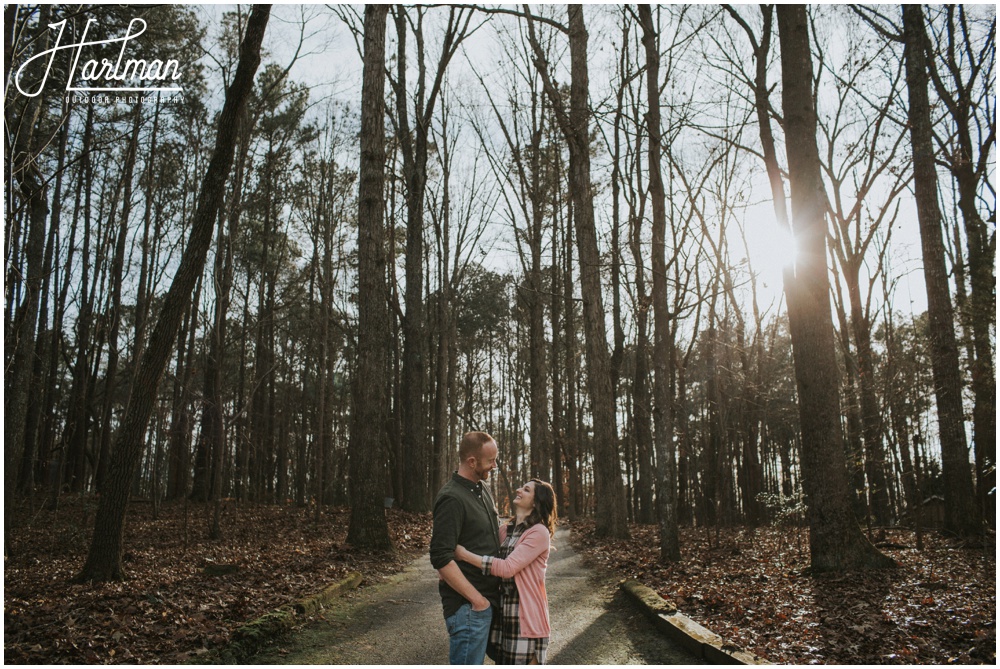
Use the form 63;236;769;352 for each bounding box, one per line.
430;472;501;618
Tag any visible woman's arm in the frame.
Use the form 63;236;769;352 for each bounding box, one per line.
483;525;549;578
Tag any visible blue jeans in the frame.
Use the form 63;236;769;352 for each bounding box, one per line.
445;602;493;664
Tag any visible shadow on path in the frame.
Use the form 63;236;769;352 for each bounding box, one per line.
255;527;702;665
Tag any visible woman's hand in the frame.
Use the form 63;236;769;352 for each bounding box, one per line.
454;544;478;565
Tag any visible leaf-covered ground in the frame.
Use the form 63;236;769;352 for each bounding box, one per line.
570;520;995;664
6;499;994;665
4;498;432;664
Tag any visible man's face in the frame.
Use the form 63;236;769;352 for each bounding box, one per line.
473;441;499;481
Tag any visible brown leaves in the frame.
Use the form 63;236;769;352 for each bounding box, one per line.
4;498;432;664
570;521;996;665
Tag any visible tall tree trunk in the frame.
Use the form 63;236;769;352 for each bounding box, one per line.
192;103;249;506
638;4;680;559
133;99;162;365
18;94;71;492
847;268;891;527
315;156;335;518
6;4;53;535
528;115;550;483
432;138;452;496
347;4;393;550
901;4;979;537
734;321;764;527
676;354;692;523
550;198;565;516
608;15;626;427
77;6;270;581
926;6;995;528
433;297;450;493
57;103;96;500
628;188;655;525
563;176;581;521
730;2;804;520
776;5;893;571
174;287;200;502
393;8;429;512
96;103;144;492
884;311;921;515
40;98;87;502
833;285;869;518
393;7;472;512
562;5;628;538
704;310;722;526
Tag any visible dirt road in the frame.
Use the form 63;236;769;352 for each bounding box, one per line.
254;527;702;665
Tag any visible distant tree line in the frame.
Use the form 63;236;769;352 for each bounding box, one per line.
4;4;993;578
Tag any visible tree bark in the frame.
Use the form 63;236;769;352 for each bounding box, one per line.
391;7;429;512
900;4;980;537
563;174;582;521
56;102;95;500
18;93;71;493
523;6;607;524
347;4;393;551
77;5;270;582
527;116;550;484
926;6;995;528
560;5;628;539
776;5;894;571
95;103;144;492
627;182;655;526
638;4;680;560
6;4;53;536
848;266;891;528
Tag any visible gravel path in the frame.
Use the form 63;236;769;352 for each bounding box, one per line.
255;527;702;665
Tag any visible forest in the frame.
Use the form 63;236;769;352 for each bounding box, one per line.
4;3;995;664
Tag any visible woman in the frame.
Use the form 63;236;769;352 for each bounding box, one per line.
455;479;556;665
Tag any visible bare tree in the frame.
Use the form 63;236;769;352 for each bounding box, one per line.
388;6;477;512
524;5;629;539
466;22;551;484
775;4;894;571
5;4;53;543
347;3;393;550
925;5;995;527
900;4;980;537
813;16;912;529
77;5;271;581
638;4;681;561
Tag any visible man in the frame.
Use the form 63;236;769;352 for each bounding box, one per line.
430;431;502;664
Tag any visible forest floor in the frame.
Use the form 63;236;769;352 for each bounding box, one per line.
571;519;996;665
4;497;432;665
4;498;995;665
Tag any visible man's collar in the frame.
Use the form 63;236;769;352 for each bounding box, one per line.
452;471;482;491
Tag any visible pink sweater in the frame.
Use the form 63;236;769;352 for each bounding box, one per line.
489;522;551;638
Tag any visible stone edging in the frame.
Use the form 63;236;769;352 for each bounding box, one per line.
191;571;363;664
620;579;761;665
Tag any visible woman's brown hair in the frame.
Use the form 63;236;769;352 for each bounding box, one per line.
522;479;557;537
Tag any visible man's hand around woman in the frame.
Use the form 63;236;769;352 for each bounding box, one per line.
455;544;477;565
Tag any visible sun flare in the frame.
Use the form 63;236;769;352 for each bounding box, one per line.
743;208;800;273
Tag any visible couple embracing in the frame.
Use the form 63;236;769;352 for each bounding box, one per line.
430;431;556;665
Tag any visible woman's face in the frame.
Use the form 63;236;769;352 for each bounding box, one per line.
514;481;536;512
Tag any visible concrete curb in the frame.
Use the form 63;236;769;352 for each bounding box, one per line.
191;571;363;664
620;579;761;665
294;571;364;616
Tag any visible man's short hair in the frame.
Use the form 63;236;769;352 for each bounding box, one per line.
459;431;495;461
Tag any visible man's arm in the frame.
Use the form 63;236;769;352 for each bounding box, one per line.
437;560;490;611
430;495;490;611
